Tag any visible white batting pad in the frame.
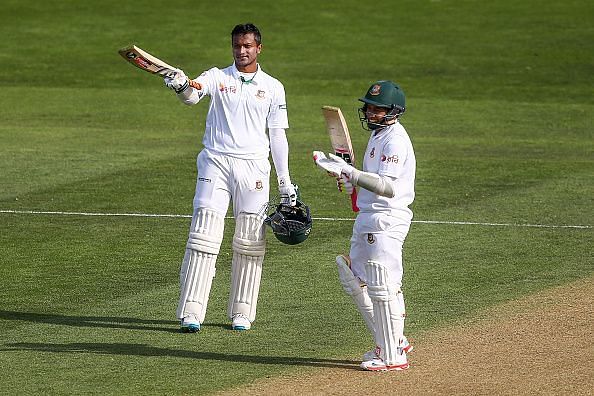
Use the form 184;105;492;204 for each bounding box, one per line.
365;260;407;366
336;255;375;336
176;208;225;322
228;213;266;322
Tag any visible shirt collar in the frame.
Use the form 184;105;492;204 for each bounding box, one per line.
232;63;261;85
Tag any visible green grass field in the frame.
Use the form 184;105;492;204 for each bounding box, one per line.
1;0;592;394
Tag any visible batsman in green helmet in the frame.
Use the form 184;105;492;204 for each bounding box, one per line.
313;80;416;371
358;80;406;130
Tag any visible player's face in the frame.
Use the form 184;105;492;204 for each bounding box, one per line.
232;33;261;72
365;104;389;124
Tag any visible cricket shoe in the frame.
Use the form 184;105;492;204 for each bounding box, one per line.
180;315;200;333
231;314;251;331
362;337;413;361
360;358;409;372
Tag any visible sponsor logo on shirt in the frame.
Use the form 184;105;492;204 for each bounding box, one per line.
370;147;375;158
381;154;399;164
198;177;212;183
219;83;237;94
278;104;287;110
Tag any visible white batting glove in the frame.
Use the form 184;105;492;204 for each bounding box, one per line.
278;176;297;206
312;151;354;177
164;69;189;93
336;174;354;194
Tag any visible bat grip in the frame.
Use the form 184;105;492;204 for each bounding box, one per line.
350;188;359;212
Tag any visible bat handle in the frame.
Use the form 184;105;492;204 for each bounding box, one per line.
350;188;359;212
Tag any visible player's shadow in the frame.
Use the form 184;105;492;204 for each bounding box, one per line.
0;310;230;333
2;342;359;369
1;311;360;368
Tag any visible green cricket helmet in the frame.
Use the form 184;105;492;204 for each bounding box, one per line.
265;200;312;245
358;80;406;130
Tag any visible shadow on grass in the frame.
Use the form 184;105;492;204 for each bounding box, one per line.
2;342;359;369
0;310;232;333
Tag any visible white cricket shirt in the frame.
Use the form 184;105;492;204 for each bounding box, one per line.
194;63;289;160
356;122;416;226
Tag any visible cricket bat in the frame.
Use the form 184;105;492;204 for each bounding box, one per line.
321;105;359;212
118;45;179;77
118;45;201;90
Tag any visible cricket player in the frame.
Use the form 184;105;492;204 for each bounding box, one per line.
163;23;297;332
313;80;416;371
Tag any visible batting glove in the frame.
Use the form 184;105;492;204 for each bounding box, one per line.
312;151;355;178
337;174;354;194
278;176;298;206
164;69;189;93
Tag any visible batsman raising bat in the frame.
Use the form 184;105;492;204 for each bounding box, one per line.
159;23;299;333
313;81;416;371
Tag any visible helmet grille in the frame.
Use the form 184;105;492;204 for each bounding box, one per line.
285;220;304;232
264;200;313;244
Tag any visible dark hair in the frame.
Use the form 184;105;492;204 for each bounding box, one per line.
231;23;261;44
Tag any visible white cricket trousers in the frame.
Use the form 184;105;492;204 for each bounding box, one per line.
349;215;410;287
193;149;271;216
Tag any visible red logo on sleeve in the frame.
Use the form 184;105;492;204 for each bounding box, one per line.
381;154;399;164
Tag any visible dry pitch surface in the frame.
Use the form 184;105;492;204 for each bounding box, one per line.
220;276;594;395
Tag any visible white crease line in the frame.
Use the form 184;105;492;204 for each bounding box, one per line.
0;210;190;218
0;209;591;229
413;220;591;229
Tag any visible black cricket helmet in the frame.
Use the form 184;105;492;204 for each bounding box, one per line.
358;80;406;130
265;200;312;245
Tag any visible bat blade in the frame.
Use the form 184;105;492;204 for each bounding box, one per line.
118;45;178;78
321;105;359;212
322;106;355;165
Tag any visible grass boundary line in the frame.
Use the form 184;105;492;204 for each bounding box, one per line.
0;209;590;229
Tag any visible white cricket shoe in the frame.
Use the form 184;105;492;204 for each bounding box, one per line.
362;337;413;361
180;314;200;333
360;358;409;372
231;314;251;331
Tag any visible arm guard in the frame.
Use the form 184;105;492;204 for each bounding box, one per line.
349;169;396;198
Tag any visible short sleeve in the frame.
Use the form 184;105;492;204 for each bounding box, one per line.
266;81;289;129
194;67;218;96
378;136;409;178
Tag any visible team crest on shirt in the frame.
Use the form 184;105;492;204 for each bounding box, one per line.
367;233;375;244
255;90;266;99
255;180;263;190
370;147;375;158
